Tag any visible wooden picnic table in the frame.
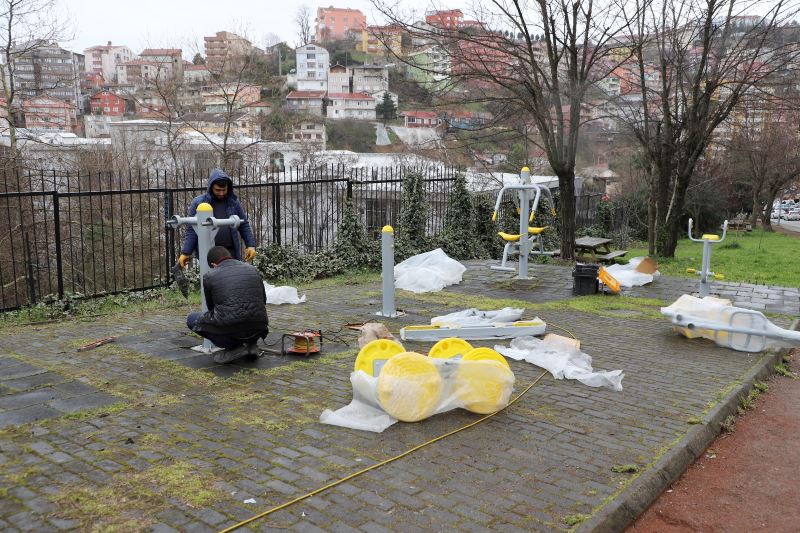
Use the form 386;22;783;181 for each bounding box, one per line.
575;236;627;263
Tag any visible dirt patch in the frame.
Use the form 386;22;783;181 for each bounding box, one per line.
627;354;800;532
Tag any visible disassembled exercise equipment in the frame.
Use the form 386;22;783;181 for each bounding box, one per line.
428;338;474;359
686;218;728;297
166;202;241;353
400;318;546;341
376;225;403;318
490;167;557;279
377;351;443;422
598;266;621;294
353;338;406;376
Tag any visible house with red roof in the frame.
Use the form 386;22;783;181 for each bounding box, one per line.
327;92;376;120
287;90;326;116
401;110;442;128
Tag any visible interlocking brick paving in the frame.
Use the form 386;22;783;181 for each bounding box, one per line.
0;261;791;532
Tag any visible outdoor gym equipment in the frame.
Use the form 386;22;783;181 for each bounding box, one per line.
166;202;241;352
400;318;546;341
490;167;556;279
687;218;727;297
376;225;401;318
662;295;800;352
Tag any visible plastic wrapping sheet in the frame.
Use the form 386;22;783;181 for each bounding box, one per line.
320;354;516;432
431;307;524;327
605;257;661;287
263;282;307;305
495;336;624;391
394;248;467;293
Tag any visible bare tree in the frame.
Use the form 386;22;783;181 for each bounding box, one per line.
618;0;799;256
371;0;632;259
295;5;313;47
0;0;70;168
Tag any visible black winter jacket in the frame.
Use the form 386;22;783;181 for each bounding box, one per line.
192;259;268;339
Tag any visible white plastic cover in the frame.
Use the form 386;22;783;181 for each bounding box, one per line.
605;257;660;287
320;357;516;433
263;281;307;305
431;307;524;327
495;336;624;391
394;248;467;293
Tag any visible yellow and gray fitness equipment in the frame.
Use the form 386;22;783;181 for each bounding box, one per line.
376;225;402;318
166;203;241;353
400;318;546;341
456;348;514;414
686;218;728;297
490;167;556;279
354;339;406;376
377;352;443;422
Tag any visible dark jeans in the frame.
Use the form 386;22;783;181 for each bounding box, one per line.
186;312;260;349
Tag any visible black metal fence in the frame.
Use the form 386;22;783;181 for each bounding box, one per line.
0;166;459;311
0;166;602;311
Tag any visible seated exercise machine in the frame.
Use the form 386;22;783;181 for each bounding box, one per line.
490;167;556;278
686;218;727;297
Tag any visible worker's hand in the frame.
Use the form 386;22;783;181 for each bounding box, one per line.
178;254;191;269
244;247;256;262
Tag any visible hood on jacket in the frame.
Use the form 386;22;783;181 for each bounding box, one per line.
207;169;235;199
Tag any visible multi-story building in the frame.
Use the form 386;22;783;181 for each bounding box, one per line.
327;92;376;120
22;96;78;132
201;83;261;113
116;59;166;87
328;64;350;93
184;64;211;84
204;31;261;74
84;42;134;82
13;41;85;112
315;6;366;42
360;24;405;57
295;44;329;92
88;90;133;116
138;48;184;79
351;65;389;94
425;9;463;29
286;90;326;116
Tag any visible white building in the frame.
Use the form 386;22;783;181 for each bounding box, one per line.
327;92;376;120
84;42;134;82
286;90;326;116
351;64;389;94
295;44;329;92
184;64;211;84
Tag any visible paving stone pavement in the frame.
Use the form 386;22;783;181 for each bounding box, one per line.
0;261;794;532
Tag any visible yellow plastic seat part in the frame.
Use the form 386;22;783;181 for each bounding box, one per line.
354;339;405;376
701;234;720;241
462;347;510;368
428;338;474;359
377;352;442;422
455;359;515;414
497;227;549;241
598;267;621;294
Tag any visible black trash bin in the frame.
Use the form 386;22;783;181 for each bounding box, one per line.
572;263;599;296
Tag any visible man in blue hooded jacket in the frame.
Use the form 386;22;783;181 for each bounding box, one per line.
178;169;257;268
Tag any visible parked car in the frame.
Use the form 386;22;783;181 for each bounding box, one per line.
785;209;800;221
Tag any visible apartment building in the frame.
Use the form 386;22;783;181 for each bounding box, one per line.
327;92;376;120
84;42;134;82
204;31;261;74
295;44;329;91
315;6;366;42
360;24;405;57
13;41;85;112
23;97;78;132
88;90;133;116
351;65;389;94
139;48;184;79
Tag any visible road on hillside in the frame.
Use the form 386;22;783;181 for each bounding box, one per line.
375;122;390;146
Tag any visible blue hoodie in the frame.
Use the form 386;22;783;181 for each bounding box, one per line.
180;169;256;261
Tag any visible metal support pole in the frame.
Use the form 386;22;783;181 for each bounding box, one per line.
699;240;711;297
376;225;399;318
52;191;64;300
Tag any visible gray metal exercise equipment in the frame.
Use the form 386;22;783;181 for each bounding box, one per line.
490;167;555;279
687;218;728;297
166;202;241;352
376;225;401;318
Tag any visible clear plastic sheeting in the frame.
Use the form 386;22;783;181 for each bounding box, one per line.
320;354;516;433
431;307;524;327
394;248;466;293
495;336;624;391
263;282;307;305
605;257;660;287
661;294;800;352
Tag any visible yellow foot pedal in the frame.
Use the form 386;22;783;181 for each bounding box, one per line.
428;338;473;359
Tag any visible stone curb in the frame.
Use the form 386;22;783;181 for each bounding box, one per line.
577;347;787;533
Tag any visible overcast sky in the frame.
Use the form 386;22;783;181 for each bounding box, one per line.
60;0;463;58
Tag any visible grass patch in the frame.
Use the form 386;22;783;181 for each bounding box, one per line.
610;464;640;473
299;269;381;290
626;230;800;287
401;290;666;320
563;513;589;526
62;401;129;421
687;416;702;425
775;363;797;378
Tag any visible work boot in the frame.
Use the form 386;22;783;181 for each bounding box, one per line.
213;344;250;364
244;342;260;360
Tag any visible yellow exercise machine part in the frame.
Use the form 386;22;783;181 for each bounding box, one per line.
354;339;405;376
597;266;621;294
456;348;514;414
377;352;443;422
428;337;473;359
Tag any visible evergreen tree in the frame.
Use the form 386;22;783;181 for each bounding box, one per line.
334;199;377;267
439;173;482;258
192;53;206;65
397;172;428;256
376;92;396;121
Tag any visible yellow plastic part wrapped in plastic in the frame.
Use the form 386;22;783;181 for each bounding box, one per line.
354;339;405;376
456;348;514;414
428;337;473;359
377;352;442;422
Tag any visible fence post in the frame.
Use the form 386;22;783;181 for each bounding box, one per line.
272;183;281;244
346;178;353;200
164;190;174;284
52;191;64;300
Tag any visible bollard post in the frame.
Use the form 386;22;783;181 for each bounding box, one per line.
376;225;400;318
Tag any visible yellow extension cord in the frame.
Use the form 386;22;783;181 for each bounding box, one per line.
218;323;576;533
